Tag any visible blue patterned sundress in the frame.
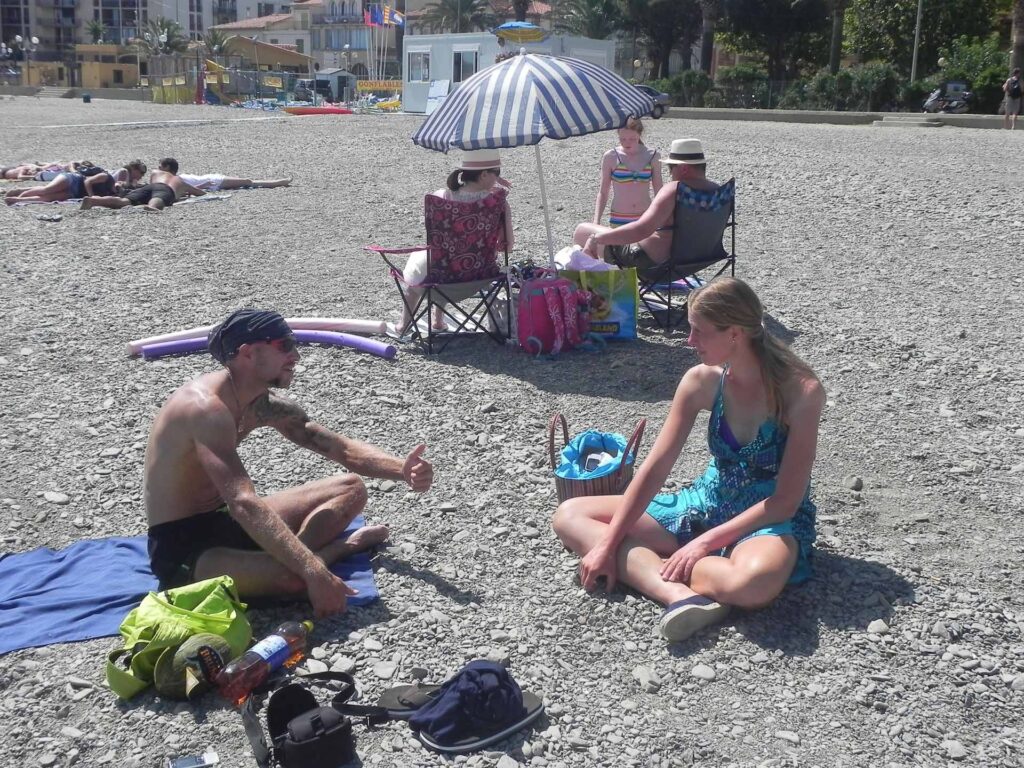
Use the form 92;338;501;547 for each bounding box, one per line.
646;371;816;583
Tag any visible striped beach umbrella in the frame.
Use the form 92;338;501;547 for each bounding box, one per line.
412;52;655;264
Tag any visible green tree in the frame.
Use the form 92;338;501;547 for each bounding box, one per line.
720;0;831;81
134;18;190;55
626;0;701;79
558;0;622;38
86;20;107;44
1013;0;1024;70
827;0;848;73
698;0;720;73
512;0;530;22
202;28;229;55
420;0;495;32
846;0;1000;77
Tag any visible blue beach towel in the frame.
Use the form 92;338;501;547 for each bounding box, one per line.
0;516;379;656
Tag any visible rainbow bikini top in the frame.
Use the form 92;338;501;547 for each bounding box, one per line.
610;148;656;185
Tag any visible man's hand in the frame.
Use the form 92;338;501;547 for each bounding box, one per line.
660;535;712;584
402;443;433;492
306;569;358;618
583;234;600;259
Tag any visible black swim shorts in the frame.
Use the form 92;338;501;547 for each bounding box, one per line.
605;243;658;271
147;506;259;590
124;182;176;207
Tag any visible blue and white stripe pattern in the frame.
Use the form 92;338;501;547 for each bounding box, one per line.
412;53;656;152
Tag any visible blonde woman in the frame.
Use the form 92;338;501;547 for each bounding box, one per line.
553;277;823;642
593;116;662;228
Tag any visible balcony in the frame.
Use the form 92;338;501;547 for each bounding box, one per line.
312;13;362;24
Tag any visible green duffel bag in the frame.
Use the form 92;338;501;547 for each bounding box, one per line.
105;575;252;700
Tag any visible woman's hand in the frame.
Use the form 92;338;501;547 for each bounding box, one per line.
580;541;618;591
660;535;712;584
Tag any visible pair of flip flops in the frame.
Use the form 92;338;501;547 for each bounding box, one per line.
377;681;545;754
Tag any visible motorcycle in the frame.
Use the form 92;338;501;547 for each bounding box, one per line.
922;88;975;114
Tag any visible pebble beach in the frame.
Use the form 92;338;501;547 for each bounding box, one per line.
1;96;1023;767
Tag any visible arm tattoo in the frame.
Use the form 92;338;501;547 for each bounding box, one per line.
253;392;309;427
255;393;334;456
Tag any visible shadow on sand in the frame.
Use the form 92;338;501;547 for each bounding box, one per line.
667;549;917;658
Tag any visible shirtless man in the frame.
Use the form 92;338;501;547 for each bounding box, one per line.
572;139;721;269
80;157;205;212
144;309;434;617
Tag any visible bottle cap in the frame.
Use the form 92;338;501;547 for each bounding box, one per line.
302;620;314;633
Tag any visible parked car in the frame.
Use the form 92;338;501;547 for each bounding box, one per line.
295;78;334;102
634;84;670;119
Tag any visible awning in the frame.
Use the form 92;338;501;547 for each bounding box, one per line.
221;36;314;68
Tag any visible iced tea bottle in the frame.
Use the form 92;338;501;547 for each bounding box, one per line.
215;620;313;705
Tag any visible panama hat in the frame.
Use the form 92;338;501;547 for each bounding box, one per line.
459;149;501;171
662;138;706;165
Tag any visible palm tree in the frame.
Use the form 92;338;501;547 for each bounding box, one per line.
558;0;621;39
1013;0;1024;71
512;0;530;22
134;18;190;56
420;0;495;33
203;28;229;56
698;0;718;74
86;20;107;44
827;0;848;74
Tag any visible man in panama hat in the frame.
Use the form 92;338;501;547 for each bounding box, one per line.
573;138;722;269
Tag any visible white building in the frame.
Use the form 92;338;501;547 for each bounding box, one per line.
402;32;616;114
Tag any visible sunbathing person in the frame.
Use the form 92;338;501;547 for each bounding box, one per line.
572;138;721;270
80;157;204;213
1;161;70;181
4;162;117;205
553;277;823;642
145;309;433;617
177;172;292;191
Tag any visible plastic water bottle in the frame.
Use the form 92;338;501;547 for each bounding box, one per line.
215;620;313;705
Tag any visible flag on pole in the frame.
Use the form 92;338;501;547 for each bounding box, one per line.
364;8;375;26
392;10;404;26
371;4;384;25
383;4;392;24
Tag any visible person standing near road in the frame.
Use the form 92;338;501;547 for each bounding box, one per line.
1003;68;1022;130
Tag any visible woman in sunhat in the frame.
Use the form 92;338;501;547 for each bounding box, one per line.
391;149;514;336
553;277;823;643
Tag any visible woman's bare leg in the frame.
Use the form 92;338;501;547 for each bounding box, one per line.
81;196;130;210
218;177;292;190
688;534;799;609
552;495;696;605
572;222;612;260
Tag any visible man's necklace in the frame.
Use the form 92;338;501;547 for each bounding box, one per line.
226;370;245;435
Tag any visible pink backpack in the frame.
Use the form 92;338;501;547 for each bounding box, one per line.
517;270;590;356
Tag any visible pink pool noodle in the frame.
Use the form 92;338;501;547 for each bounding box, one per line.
128;317;387;356
293;329;396;360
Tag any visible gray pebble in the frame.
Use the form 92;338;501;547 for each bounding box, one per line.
691;663;716;681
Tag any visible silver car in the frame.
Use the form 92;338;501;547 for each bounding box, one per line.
634;84;671;119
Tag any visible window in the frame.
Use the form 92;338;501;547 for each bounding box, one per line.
295;38;303;52
312;29;320;48
113;68;123;83
408;51;429;82
269;38;278;43
452;50;477;83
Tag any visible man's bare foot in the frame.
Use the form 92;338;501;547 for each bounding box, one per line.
318;524;390;565
80;198;93;210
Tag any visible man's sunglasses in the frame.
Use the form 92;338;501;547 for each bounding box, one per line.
262;335;297;353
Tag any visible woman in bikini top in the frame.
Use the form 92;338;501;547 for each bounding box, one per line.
593;116;663;228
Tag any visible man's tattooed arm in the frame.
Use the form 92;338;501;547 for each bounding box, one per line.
255;393;404;480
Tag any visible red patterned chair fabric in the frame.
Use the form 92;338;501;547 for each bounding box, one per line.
423;188;507;284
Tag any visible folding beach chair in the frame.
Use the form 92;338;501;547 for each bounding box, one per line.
367;190;511;354
639;178;736;331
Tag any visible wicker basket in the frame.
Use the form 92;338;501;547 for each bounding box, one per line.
549;413;646;503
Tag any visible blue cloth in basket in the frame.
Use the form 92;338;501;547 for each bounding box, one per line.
555;430;631;480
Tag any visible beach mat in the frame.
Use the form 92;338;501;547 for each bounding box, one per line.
0;516;379;656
